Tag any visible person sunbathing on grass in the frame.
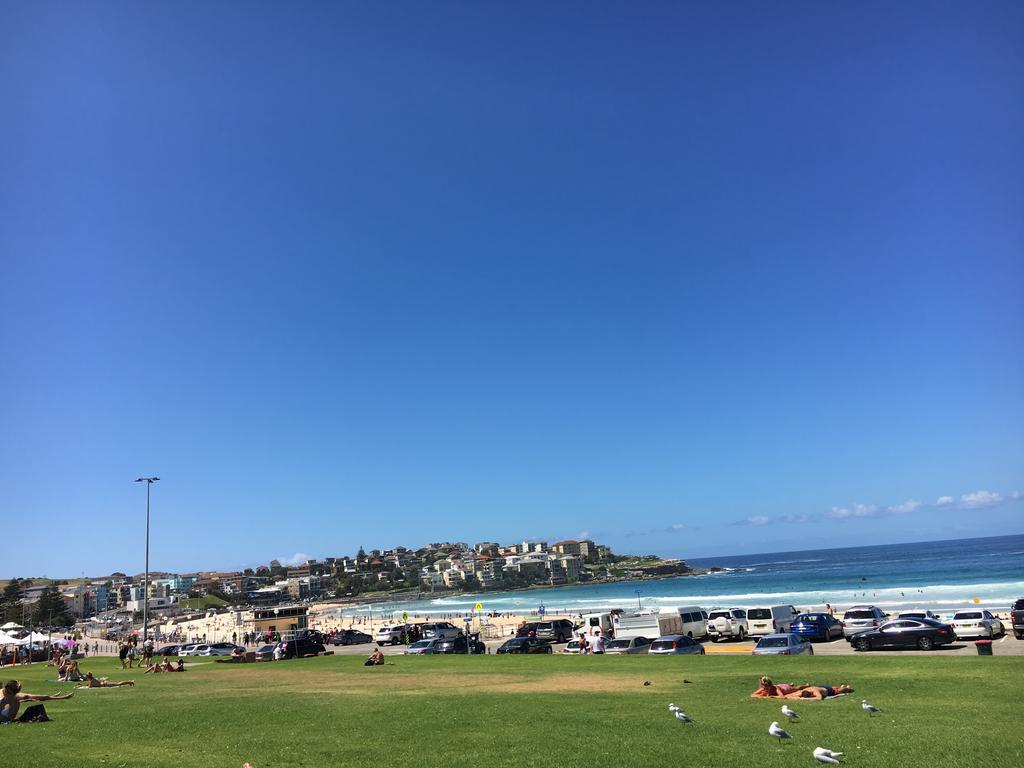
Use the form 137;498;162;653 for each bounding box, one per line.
751;677;853;699
75;672;135;688
789;684;854;699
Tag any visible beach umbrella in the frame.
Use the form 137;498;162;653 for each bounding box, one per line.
0;622;24;631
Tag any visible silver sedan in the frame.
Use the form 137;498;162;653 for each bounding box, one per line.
752;633;814;656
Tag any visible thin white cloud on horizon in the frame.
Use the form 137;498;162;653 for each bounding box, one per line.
728;487;1021;527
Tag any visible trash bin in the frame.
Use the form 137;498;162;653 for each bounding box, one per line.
975;639;993;656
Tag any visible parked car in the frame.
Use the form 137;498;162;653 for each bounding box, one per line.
746;605;801;636
496;637;553;654
707;608;749;641
330;629;373;646
604;636;652;655
896;609;939;621
1011;598;1024;640
198;642;241;656
648;635;705;656
254;644;278;662
404;638;443;655
534;619;575;643
849;618;956;651
790;613;844;642
561;639;583;654
155;645;180;656
434;633;486;654
951;610;1004;639
279;636;326;659
177;644;201;656
752;633;814;656
375;625;409;646
421;622;462;640
842;606;889;638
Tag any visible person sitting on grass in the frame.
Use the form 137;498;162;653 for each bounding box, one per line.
365;648;385;666
59;660;85;682
1;680;72;723
174;659;186;672
75;672;135;688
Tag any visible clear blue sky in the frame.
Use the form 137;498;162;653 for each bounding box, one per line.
2;1;1022;578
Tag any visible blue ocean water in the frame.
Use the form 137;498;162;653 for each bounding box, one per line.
340;534;1024;618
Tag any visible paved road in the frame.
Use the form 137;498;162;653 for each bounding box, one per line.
323;632;1024;658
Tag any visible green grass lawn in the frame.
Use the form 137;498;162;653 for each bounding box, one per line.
177;594;228;610
4;654;1021;767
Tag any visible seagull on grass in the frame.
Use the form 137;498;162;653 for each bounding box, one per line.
813;747;844;764
781;704;799;720
769;721;792;743
862;699;882;715
668;703;680;713
674;710;695;724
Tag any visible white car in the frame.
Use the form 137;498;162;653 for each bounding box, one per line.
198;642;241;656
177;644;200;656
707;608;749;641
604;636;653;655
561;639;583;654
951;610;1004;638
375;625;407;646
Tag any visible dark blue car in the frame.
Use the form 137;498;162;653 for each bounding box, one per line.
790;613;843;641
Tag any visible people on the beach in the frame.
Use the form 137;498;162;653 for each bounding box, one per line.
76;672;135;688
1;679;72;723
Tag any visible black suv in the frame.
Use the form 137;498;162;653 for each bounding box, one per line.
434;633;486;654
1011;598;1024;640
280;630;327;659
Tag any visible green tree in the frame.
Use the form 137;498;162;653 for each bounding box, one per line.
2;578;26;623
32;585;73;627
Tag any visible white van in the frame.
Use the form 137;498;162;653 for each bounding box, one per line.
658;606;709;640
580;612;615;638
746;605;800;636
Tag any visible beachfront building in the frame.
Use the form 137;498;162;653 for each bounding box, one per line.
552;540;581;556
252;605;307;634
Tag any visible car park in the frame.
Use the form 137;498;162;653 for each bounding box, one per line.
604;636;652;655
789;613;844;642
752;633;814;656
404;638;443;655
849;617;957;651
707;608;749;641
330;629;373;646
648;635;705;655
951;610;1004;639
496;637;553;654
842;606;889;638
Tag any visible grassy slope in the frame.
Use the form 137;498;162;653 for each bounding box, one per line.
4;654;1021;768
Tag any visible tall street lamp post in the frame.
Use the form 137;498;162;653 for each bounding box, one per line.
135;476;160;643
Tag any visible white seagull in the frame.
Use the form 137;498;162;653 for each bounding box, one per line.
674;710;695;724
768;721;792;743
813;747;844;764
781;704;799;720
862;699;882;715
668;703;680;713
